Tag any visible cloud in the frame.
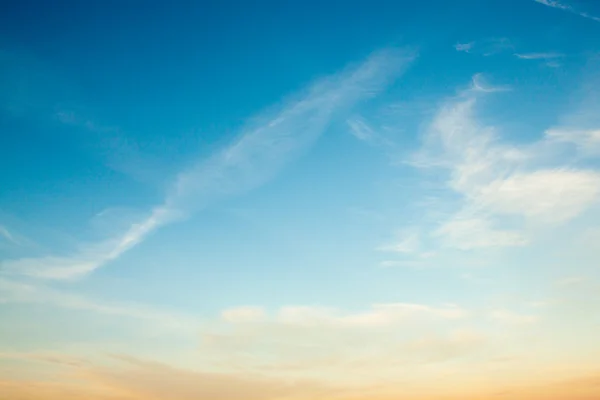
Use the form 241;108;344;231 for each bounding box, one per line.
219;303;468;329
2;356;600;400
272;303;467;328
197;302;485;386
221;306;266;323
407;77;600;250
534;0;600;23
347;117;394;147
378;259;426;268
0;278;199;333
514;52;566;68
434;215;527;250
0;351;89;369
377;231;420;254
0;225;20;246
514;52;565;60
454;42;474;52
0;354;332;400
470;73;512;93
546;128;600;156
5;296;581;398
347;117;377;142
472;169;600;224
489;309;539;325
1;207;180;280
1;48;416;280
453;38;513;56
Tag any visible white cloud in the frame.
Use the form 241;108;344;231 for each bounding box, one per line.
472;169;600;224
546;128;600;156
453;38;513;56
471;73;512;93
454;42;474;53
2;206;180;280
514;52;565;60
221;306;266;323
196;303;502;385
534;0;569;10
434;216;527;250
407;76;600;251
273;303;467;328
213;303;470;331
533;0;600;22
2;48;416;280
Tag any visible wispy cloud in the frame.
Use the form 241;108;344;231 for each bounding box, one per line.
221;306;267;323
514;52;565;60
433;214;528;250
0;354;332;400
276;303;468;328
2;352;600;400
534;0;600;22
1;48;416;280
514;52;566;68
220;303;468;329
0;225;20;246
198;301;556;388
204;302;482;385
347;117;394;147
470;73;512;93
0;277;199;333
454;38;513;56
377;231;421;254
454;42;474;53
406;75;600;250
1;207;179;280
546;128;600;156
489;309;539;325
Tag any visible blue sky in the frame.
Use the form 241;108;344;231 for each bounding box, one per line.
1;1;600;399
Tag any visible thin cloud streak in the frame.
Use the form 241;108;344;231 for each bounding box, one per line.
453;38;513;56
514;52;565;60
1;48;416;280
0;225;20;246
347;117;395;148
534;0;600;23
0;277;199;333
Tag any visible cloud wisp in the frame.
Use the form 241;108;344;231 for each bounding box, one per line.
534;0;600;23
0;48;416;280
454;38;513;56
400;75;600;251
0;277;199;334
220;302;468;328
2;351;599;400
514;52;565;60
0;225;20;246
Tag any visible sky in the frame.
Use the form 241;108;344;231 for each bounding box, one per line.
1;0;600;399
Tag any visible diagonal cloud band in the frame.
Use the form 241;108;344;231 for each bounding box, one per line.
1;48;416;280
